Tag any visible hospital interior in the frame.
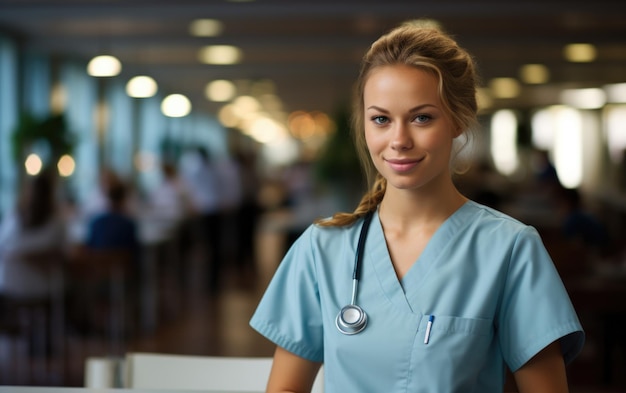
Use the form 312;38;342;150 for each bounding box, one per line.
0;1;625;392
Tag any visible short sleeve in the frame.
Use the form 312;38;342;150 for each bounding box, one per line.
249;225;324;361
498;226;584;371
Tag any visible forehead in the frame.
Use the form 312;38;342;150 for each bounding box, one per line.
363;64;440;103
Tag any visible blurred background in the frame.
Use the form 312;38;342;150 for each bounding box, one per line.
0;0;625;391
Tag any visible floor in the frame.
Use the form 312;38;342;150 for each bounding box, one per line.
0;210;624;392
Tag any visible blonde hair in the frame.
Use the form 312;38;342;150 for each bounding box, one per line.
316;21;479;227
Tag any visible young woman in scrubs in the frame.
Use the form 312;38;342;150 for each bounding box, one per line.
250;21;584;393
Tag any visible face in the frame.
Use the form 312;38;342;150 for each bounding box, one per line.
363;64;459;194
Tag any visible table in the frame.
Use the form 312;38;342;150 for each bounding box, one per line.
0;386;619;393
0;387;262;393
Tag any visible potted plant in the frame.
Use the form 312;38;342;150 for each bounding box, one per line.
11;112;75;168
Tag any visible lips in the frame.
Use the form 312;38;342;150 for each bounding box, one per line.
385;157;423;172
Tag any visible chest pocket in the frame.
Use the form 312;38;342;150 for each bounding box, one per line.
409;315;496;392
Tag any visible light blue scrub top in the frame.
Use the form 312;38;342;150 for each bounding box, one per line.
250;201;584;393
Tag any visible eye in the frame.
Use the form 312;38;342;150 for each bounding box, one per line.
371;115;389;125
414;114;432;124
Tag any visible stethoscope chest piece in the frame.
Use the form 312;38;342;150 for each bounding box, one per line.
336;304;367;335
336;211;373;335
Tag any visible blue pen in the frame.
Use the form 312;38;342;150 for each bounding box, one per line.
424;315;434;344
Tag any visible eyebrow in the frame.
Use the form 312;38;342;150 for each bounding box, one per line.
366;104;438;113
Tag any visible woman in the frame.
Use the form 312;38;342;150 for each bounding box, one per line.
250;21;584;393
0;170;67;300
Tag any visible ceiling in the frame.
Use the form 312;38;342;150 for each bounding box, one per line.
1;0;626;119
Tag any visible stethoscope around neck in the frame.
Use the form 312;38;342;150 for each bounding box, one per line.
335;210;374;335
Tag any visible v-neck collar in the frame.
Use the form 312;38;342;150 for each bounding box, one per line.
366;201;475;314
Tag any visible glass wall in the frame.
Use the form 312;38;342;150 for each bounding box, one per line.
22;51;51;118
0;35;18;216
60;60;98;204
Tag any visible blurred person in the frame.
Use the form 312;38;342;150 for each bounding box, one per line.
68;179;140;335
281;159;318;250
76;167;138;244
233;150;262;286
180;146;222;295
81;167;123;219
146;160;195;235
145;160;195;289
84;180;139;253
250;21;584;392
214;153;244;282
0;170;67;300
557;187;612;258
0;170;68;355
531;149;559;187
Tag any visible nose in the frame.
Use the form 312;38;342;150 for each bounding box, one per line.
390;123;413;151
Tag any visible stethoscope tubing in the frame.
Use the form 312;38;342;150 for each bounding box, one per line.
336;211;374;335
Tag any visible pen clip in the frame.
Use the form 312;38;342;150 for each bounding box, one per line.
424;315;434;344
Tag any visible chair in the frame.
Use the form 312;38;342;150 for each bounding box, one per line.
0;261;66;385
124;352;324;392
83;356;125;388
67;248;135;354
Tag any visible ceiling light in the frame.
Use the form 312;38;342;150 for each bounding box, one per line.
490;109;519;176
57;154;75;177
248;117;287;144
25;154;43;176
407;18;441;30
50;83;67;114
199;45;242;65
126;76;158;98
161;94;192;117
560;88;606;109
205;80;236;102
288;111;316;139
489;78;521;99
553;107;583;189
604;83;626;103
232;95;260;116
218;104;240;128
87;55;122;77
519;64;550;84
531;107;557;151
189;19;223;37
259;93;283;112
563;43;597;62
605;105;626;164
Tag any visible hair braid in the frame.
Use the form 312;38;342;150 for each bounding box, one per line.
315;175;386;227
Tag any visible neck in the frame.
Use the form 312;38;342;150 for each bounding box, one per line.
379;181;467;228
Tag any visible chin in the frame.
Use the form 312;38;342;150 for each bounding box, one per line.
386;172;442;192
387;179;426;191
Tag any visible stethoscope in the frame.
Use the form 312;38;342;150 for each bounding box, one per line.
335;210;374;335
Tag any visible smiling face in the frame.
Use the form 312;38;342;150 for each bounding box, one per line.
363;64;459;194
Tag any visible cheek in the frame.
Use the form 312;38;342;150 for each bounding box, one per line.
364;128;378;152
420;130;454;151
364;130;384;166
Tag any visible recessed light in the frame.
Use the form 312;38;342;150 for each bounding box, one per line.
489;78;521;99
198;45;242;65
519;64;550;84
563;43;597;62
189;19;223;37
87;55;121;77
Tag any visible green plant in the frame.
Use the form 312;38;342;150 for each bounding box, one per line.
11;112;75;164
314;106;362;185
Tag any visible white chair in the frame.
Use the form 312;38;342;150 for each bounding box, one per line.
124;352;324;392
84;356;125;388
